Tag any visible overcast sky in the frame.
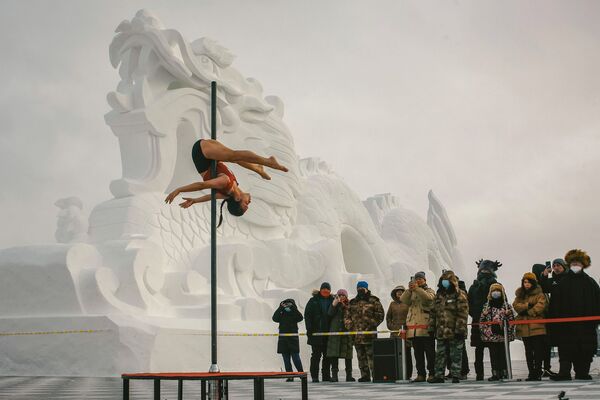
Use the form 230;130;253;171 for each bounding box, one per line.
1;0;599;286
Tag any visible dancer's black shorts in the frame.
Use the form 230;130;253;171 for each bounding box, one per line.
192;139;211;173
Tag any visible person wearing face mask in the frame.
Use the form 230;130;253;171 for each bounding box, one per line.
386;285;413;380
272;299;304;381
304;282;334;382
428;270;469;384
548;249;600;381
344;281;385;382
326;289;355;382
480;282;516;381
467;259;501;380
512;273;547;381
400;271;436;383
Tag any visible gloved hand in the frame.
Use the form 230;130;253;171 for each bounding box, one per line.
527;303;533;309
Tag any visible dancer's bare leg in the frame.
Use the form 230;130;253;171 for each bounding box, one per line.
201;139;288;172
236;161;271;180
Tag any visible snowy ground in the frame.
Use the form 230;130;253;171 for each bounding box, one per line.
1;360;599;399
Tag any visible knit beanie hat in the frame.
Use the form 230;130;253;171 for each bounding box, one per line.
414;271;426;280
357;281;368;289
320;282;331;290
336;289;348;297
552;258;567;269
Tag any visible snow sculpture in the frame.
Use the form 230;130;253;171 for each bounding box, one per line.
0;9;465;376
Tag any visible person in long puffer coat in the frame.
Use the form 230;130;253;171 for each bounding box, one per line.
549;249;600;381
326;289;355;382
480;282;515;381
513;272;547;381
272;299;304;380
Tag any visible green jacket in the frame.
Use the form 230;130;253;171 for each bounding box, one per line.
326;302;354;359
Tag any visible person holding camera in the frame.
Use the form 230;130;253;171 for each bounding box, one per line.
305;282;334;382
512;272;547;381
272;298;304;380
479;282;515;381
327;289;355;382
428;270;469;384
400;271;436;383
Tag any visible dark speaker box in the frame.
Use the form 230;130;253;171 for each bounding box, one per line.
372;337;404;383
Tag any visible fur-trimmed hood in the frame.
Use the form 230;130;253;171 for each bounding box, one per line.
390;285;405;302
437;270;460;293
487;282;508;302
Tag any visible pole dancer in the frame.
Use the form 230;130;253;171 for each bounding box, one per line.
165;139;288;226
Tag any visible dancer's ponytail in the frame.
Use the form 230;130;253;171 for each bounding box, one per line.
217;197;246;228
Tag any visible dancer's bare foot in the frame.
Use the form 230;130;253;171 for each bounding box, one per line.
268;156;288;172
255;165;272;180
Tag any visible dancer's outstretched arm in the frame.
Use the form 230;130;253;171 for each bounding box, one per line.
179;193;227;209
165;175;229;204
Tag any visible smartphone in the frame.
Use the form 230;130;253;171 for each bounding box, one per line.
410;276;414;283
545;261;551;270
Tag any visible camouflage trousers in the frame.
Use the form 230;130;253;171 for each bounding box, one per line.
355;343;374;379
434;339;464;378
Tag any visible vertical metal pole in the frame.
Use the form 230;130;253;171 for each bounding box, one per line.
503;320;513;380
209;80;220;375
401;330;407;381
122;378;129;400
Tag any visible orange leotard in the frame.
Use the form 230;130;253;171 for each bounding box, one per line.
201;162;238;195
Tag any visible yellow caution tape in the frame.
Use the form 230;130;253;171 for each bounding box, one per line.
0;329;111;336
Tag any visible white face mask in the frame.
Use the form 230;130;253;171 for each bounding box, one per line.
571;266;582;273
491;291;502;299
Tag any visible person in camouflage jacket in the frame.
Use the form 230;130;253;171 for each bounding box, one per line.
428;270;469;383
344;281;384;382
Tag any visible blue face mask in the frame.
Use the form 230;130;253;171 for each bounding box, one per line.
441;280;451;289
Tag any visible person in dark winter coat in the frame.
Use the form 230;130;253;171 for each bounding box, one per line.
480;282;515;381
326;289;355;382
549;249;600;381
513;272;547;381
272;299;304;380
386;285;413;379
467;259;500;380
344;281;385;382
304;282;334;382
532;262;560;377
428;270;469;384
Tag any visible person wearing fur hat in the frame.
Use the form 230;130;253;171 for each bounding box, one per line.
304;282;334;382
428;270;469;384
513;272;547;381
549;249;600;381
344;281;385;382
400;271;436;382
480;282;516;381
273;299;304;380
386;285;413;379
467;259;500;380
326;289;355;382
